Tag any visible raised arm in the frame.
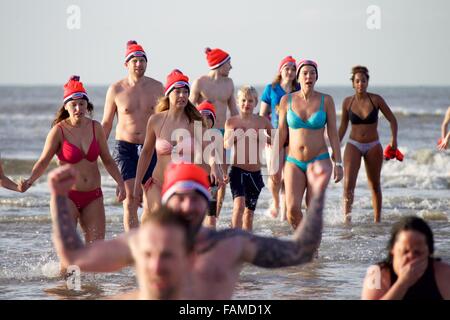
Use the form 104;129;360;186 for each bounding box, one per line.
48;165;133;272
101;85;118;140
198;161;327;268
377;94;398;149
95;121;125;202
338;97;350;142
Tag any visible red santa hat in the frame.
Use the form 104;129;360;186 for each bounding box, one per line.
161;163;211;204
63;75;89;104
205;47;231;70
125;40;147;63
278;56;296;73
164;69;190;96
196;101;216;126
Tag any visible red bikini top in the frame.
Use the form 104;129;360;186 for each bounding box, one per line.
57;121;100;164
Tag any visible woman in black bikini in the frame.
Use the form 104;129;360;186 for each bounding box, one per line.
338;66;398;223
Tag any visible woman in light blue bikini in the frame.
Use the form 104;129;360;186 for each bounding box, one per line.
275;59;343;229
338;66;398;224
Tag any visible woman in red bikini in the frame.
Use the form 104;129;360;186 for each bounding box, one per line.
21;76;126;242
338;66;398;224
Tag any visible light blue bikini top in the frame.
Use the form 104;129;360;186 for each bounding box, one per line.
287;94;327;130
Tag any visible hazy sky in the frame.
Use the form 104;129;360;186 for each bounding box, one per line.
1;0;449;86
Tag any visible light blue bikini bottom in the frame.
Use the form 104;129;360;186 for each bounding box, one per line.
286;152;330;173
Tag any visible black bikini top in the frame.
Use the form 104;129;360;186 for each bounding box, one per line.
348;94;379;125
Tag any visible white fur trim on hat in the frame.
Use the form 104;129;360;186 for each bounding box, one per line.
209;55;231;70
164;81;190;96
162;180;211;204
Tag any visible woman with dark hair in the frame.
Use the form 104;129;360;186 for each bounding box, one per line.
362;216;450;300
338;66;398;223
20;76;126;242
134;69;222;220
260;56;300;220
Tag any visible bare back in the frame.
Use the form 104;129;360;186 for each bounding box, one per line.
191;75;235;129
103;76;163;144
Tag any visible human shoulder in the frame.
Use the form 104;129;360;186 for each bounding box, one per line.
90;119;102;131
196;227;250;254
367;92;385;106
434;260;450;298
109;79;127;92
362;264;392;298
149;111;165;124
225;116;240;127
434;260;450;277
342;95;353;105
316;91;332;102
196;75;211;85
49;124;63;140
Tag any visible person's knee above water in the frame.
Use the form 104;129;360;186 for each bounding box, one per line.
361;216;450;300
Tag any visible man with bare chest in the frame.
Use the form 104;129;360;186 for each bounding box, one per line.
102;40;164;231
190;47;239;219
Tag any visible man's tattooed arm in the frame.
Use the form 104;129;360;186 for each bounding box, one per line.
53;195;83;251
197;193;324;268
250;193;324;268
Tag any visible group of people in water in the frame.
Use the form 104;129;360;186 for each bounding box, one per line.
0;40;449;300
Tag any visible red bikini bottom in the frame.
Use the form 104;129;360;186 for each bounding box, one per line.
68;188;103;211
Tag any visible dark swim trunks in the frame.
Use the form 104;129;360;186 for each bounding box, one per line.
229;166;265;211
113;140;157;184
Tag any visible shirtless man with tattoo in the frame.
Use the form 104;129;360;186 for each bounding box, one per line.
101;40;164;231
48;162;328;299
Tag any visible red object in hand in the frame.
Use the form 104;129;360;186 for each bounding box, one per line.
437;138;443;146
383;145;396;160
384;145;404;161
395;149;404;161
